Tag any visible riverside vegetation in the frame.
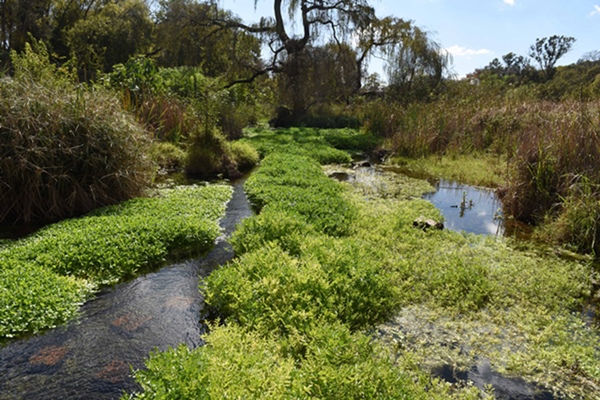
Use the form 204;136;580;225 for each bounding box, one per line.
127;128;599;399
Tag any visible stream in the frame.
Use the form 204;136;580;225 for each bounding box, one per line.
0;178;253;400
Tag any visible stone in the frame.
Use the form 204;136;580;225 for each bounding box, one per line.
413;216;444;231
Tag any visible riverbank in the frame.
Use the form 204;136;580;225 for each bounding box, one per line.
129;128;599;399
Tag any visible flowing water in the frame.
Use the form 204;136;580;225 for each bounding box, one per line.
0;179;253;400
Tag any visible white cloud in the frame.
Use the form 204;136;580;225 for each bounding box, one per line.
503;0;515;5
446;45;492;57
591;5;600;16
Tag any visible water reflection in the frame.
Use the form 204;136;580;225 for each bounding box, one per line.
423;180;505;236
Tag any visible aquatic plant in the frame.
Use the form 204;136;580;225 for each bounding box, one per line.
0;185;232;338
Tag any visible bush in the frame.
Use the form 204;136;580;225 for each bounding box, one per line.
0;46;154;224
185;127;233;177
229;141;259;171
150;142;187;171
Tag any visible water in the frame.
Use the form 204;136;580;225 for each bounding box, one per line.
0;179;253;400
424;179;505;236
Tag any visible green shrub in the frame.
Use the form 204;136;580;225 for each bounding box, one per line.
186;127;232;177
0;48;154;224
150;142;187;171
229;141;259;171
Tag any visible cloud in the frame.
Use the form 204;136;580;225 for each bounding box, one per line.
591;5;600;16
446;45;492;57
503;0;515;5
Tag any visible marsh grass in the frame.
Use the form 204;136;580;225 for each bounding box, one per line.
0;43;156;225
371;94;600;254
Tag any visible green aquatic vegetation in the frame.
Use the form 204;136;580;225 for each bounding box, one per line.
133;127;598;399
242;127;352;164
229;208;316;256
245;153;357;236
128;322;483;400
1;185;231;283
0;184;232;338
205;236;400;338
0;259;90;338
348;192;596;396
389;153;508;188
379;304;600;399
323;164;434;200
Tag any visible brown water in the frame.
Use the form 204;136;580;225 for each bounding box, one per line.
0;179;253;399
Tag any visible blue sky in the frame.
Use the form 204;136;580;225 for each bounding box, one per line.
219;0;599;78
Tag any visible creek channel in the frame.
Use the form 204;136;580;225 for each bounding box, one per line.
0;178;253;400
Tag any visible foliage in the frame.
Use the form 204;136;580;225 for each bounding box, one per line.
228;140;260;171
149;141;187;171
154;0;262;79
385;25;451;103
128;322;457;400
67;0;153;80
528;35;576;81
0;260;90;338
0;47;154;224
0;184;231;338
244;152;357;236
186;127;233;177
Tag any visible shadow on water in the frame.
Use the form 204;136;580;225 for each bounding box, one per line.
0;178;253;400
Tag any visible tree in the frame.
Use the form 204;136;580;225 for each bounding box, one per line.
66;0;153;80
210;0;375;116
385;26;450;103
154;0;262;80
528;35;576;80
353;16;413;92
0;0;53;64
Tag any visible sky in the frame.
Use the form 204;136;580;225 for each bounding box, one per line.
218;0;599;78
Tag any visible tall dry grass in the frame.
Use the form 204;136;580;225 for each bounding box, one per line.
0;77;154;224
363;91;600;253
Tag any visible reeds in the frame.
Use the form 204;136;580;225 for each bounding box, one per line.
0;77;154;224
363;92;600;253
